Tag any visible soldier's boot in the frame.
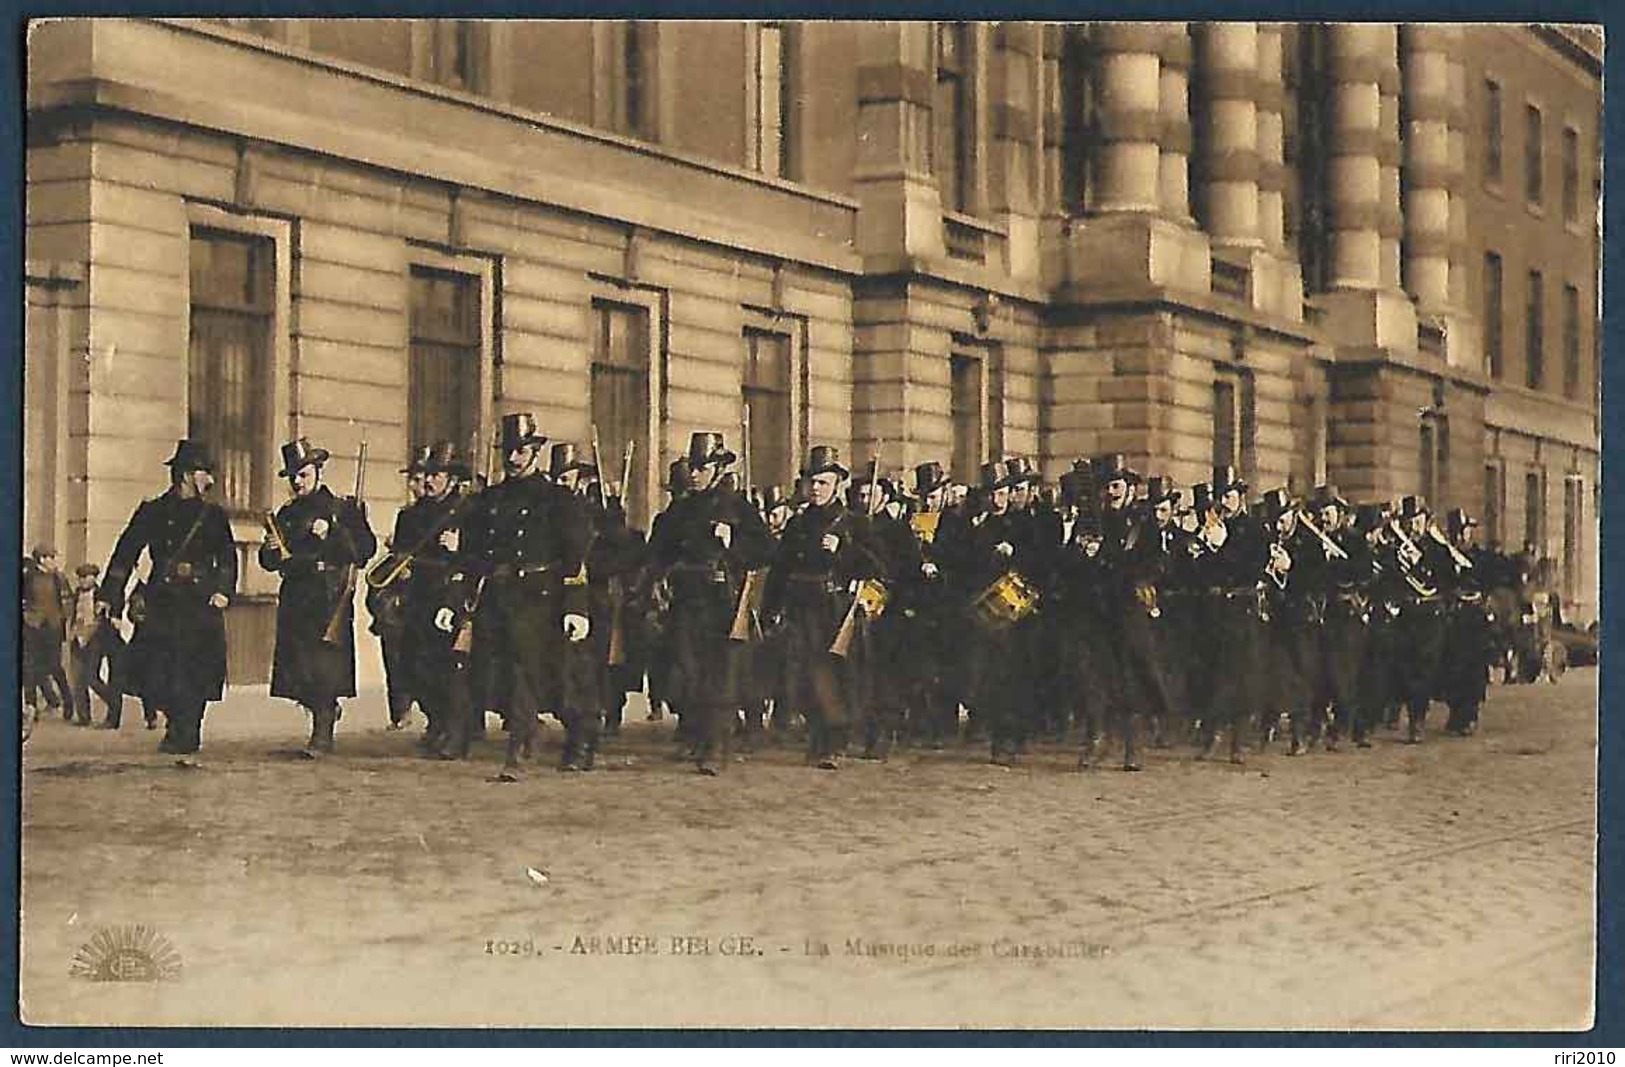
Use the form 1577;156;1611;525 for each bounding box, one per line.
1287;718;1306;757
1195;721;1219;761
314;704;338;754
816;724;845;770
1406;705;1426;744
1076;735;1099;771
1149;715;1172;750
1121;714;1143;772
1227;719;1248;766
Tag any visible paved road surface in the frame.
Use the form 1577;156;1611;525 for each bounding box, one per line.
19;671;1597;1030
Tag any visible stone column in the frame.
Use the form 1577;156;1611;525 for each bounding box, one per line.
991;22;1042;280
1157;24;1194;223
851;21;946;259
1196;22;1261;248
1090;22;1163;214
1255;23;1287;251
1400;24;1454;314
1325;23;1383;291
1318;22;1416;349
1376;24;1404;291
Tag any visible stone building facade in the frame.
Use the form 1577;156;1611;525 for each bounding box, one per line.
24;20;1601;684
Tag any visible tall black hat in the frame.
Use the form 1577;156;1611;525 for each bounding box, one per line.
401;444;434;475
549;442;596;479
276;437;330;478
913;461;951;498
1059;464;1099;508
687;432;737;470
1354;502;1390;533
1190;481;1216;515
423;440;472;479
666;457;692;491
1095;452;1142;485
979;459;1020;490
760;485;792;512
1309;483;1350;511
1398;494;1429;521
499;413;547;453
1213;465;1248;496
802;445;849;479
1256;487;1293;524
1005;456;1041;485
1145;476;1180;507
1445;507;1478;540
164;438;217;474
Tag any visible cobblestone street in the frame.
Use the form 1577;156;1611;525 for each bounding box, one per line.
19;670;1596;1030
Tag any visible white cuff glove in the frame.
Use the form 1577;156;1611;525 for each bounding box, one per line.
563;613;591;642
995;541;1014;558
713;523;733;549
822;534;841;554
434;607;456;633
921;562;940;579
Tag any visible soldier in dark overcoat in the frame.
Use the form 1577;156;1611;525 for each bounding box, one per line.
643;458;690;727
98;439;238;762
370;444;431;731
643;432;773;774
1053;462;1122;767
395;442;478;758
901;462;968;749
258;437;379;757
1306;486;1377;750
460;414;595;778
762;445;886;769
1388;495;1454;743
849;473;922;759
1438;508;1492;737
1190;465;1269;764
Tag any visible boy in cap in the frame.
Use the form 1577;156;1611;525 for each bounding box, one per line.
68;562;125;727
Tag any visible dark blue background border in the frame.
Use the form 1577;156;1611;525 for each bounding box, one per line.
1;0;1617;1047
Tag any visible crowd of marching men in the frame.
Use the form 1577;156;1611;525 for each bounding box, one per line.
21;412;1517;777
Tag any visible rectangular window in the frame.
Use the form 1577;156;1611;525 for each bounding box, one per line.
591;301;653;527
1563;126;1580;223
1419;421;1436;505
1524;470;1544;555
742;329;793;492
1526;270;1545;390
1212;378;1238;471
1483;463;1503;549
949;351;984;483
188;228;274;514
934;22;972;215
408;267;481;462
616;21;652;140
426;20;482;92
753;23;795;179
1483;251;1504;378
1485;80;1503;183
1563;476;1582;601
1525;104;1543;206
1563;283;1581;399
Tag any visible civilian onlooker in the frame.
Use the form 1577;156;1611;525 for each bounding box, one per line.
22;544;72;720
67;562;127;728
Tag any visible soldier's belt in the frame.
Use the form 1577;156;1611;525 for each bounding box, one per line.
489;563;558;580
1207;587;1259;600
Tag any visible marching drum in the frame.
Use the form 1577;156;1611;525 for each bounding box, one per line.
971;571;1040;629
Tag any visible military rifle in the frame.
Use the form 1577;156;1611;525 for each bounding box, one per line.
321;430;368;646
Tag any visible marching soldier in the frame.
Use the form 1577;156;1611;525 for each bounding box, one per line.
461;414;595;778
959;459;1044;766
644;457;692;726
1388;495;1454;743
549;443;610;746
644;432;773;774
1054;461;1119;766
849;473;922;759
99;439;238;764
1303;486;1377;751
1254;488;1308;752
372;444;432;731
1353;503;1405;737
1093;455;1174;771
1438;508;1491;737
763;446;887;769
1190;465;1267;764
259;437;379;758
903;462;968;749
394;442;478;758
